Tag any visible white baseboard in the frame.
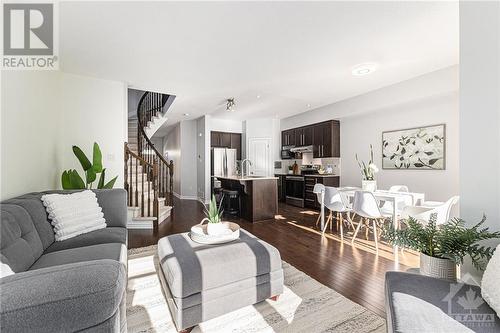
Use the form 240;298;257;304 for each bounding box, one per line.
173;192;198;201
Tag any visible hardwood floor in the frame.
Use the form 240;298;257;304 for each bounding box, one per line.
128;197;419;318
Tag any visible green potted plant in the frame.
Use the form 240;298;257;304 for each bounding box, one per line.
201;195;230;236
384;215;500;280
61;142;117;189
355;144;379;191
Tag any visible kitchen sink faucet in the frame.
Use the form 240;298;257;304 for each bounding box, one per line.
242;159;253;177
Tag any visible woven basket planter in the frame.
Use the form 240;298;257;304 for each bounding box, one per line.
420;253;457;281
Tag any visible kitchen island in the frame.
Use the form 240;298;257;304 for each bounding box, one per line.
212;175;278;222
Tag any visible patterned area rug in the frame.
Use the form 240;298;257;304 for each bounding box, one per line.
126;245;385;333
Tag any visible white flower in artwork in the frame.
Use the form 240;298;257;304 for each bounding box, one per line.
369;163;379;173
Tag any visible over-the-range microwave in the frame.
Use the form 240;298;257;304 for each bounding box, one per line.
281;146;296;159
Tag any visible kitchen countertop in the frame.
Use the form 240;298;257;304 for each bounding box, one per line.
212;175;278;181
273;173;339;177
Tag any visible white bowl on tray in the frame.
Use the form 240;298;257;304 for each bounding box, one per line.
190;221;240;244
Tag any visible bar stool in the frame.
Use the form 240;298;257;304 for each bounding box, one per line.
223;189;241;217
213;187;224;206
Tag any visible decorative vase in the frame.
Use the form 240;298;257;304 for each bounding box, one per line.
207;222;229;236
419;253;457;281
362;180;377;192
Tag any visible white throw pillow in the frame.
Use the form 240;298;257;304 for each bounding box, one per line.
481;244;500;317
41;190;106;241
0;261;14;278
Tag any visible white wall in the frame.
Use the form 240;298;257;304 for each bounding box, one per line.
164;124;181;195
1;71;61;199
59;73;127;188
459;1;499;278
180;120;198;198
460;1;499;230
196;116;210;203
281;66;459;204
341;91;459;203
1;71;127;200
210;118;243;133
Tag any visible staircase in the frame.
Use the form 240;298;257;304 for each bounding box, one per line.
125;92;174;230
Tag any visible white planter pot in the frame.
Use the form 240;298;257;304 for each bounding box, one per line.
420;253;457;281
206;222;229;236
362;180;377;192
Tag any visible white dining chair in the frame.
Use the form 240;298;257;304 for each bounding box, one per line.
379;185;412;216
351;191;391;252
322;186;354;240
402;196;460;225
313;183;325;229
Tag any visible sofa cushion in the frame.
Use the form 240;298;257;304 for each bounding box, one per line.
0;204;44;272
44;227;127;253
30;243;127;270
3;194;56;249
0;259;125;333
385;271;500;332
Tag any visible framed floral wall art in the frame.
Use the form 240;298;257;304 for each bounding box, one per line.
382;124;446;170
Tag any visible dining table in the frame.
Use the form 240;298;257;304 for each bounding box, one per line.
319;187;425;258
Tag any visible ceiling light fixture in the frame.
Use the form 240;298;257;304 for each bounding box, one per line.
256;95;261;99
183;113;190;116
351;62;379;76
307;104;311;108
226;98;236;112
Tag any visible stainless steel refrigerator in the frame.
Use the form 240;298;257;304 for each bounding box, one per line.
211;148;237;177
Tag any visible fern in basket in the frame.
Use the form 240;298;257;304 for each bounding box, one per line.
383;215;500;270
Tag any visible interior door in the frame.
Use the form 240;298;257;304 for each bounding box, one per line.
247;138;270;176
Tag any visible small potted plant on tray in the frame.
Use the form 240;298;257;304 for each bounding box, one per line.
201;195;231;236
383;214;500;280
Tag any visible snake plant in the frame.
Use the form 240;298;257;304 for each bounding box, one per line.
61;142;117;190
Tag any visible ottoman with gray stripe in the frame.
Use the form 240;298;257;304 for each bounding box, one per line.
157;229;284;332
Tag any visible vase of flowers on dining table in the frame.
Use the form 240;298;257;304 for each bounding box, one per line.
356;144;379;192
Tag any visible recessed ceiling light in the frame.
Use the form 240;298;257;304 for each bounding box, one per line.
183;113;190;116
351;62;379;76
256;95;261;99
307;104;311;108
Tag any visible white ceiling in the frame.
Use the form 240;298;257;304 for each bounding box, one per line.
59;1;459;137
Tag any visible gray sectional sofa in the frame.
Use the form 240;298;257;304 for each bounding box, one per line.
0;189;128;333
385;271;500;333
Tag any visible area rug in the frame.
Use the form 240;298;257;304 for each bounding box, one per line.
126;245;385;333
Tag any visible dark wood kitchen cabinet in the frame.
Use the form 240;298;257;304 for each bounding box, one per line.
281;120;339;157
295;126;313;146
313;120;340;158
282;129;296;146
304;175;340;209
211;131;242;160
230;133;242;160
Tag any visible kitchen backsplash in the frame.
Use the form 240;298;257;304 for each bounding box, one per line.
276;154;341;175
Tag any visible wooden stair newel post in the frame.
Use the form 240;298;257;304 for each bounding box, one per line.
168;160;174;206
124;143;130;206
